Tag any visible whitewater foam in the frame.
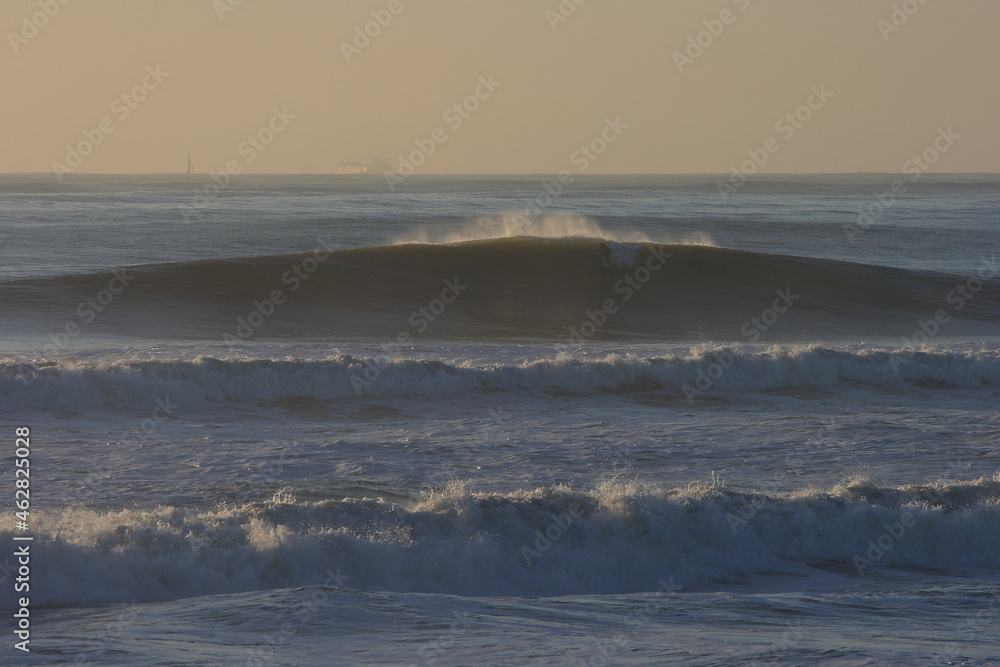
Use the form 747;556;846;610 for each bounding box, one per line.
5;477;998;607
3;346;998;411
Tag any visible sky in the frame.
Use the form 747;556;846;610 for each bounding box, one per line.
2;0;998;175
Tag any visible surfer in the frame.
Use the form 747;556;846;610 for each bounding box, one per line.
598;242;612;266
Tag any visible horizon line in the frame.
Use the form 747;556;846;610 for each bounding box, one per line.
2;171;1000;177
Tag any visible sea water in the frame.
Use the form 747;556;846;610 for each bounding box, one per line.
1;174;998;665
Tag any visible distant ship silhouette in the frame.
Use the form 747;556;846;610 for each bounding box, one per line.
337;154;392;174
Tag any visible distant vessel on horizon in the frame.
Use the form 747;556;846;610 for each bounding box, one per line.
337;154;392;174
186;153;195;178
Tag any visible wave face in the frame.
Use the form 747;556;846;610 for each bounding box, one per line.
2;346;998;411
6;478;999;606
3;238;998;342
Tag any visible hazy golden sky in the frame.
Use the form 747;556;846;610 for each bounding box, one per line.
3;0;998;174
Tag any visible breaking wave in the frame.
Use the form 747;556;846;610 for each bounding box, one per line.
2;237;997;341
5;477;999;606
2;346;999;411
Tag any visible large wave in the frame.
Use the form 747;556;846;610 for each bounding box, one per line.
2;237;998;341
5;477;998;607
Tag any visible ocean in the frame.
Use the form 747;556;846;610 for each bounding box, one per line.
1;173;998;665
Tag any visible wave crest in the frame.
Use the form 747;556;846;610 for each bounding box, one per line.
6;477;999;606
2;346;998;411
392;213;715;246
